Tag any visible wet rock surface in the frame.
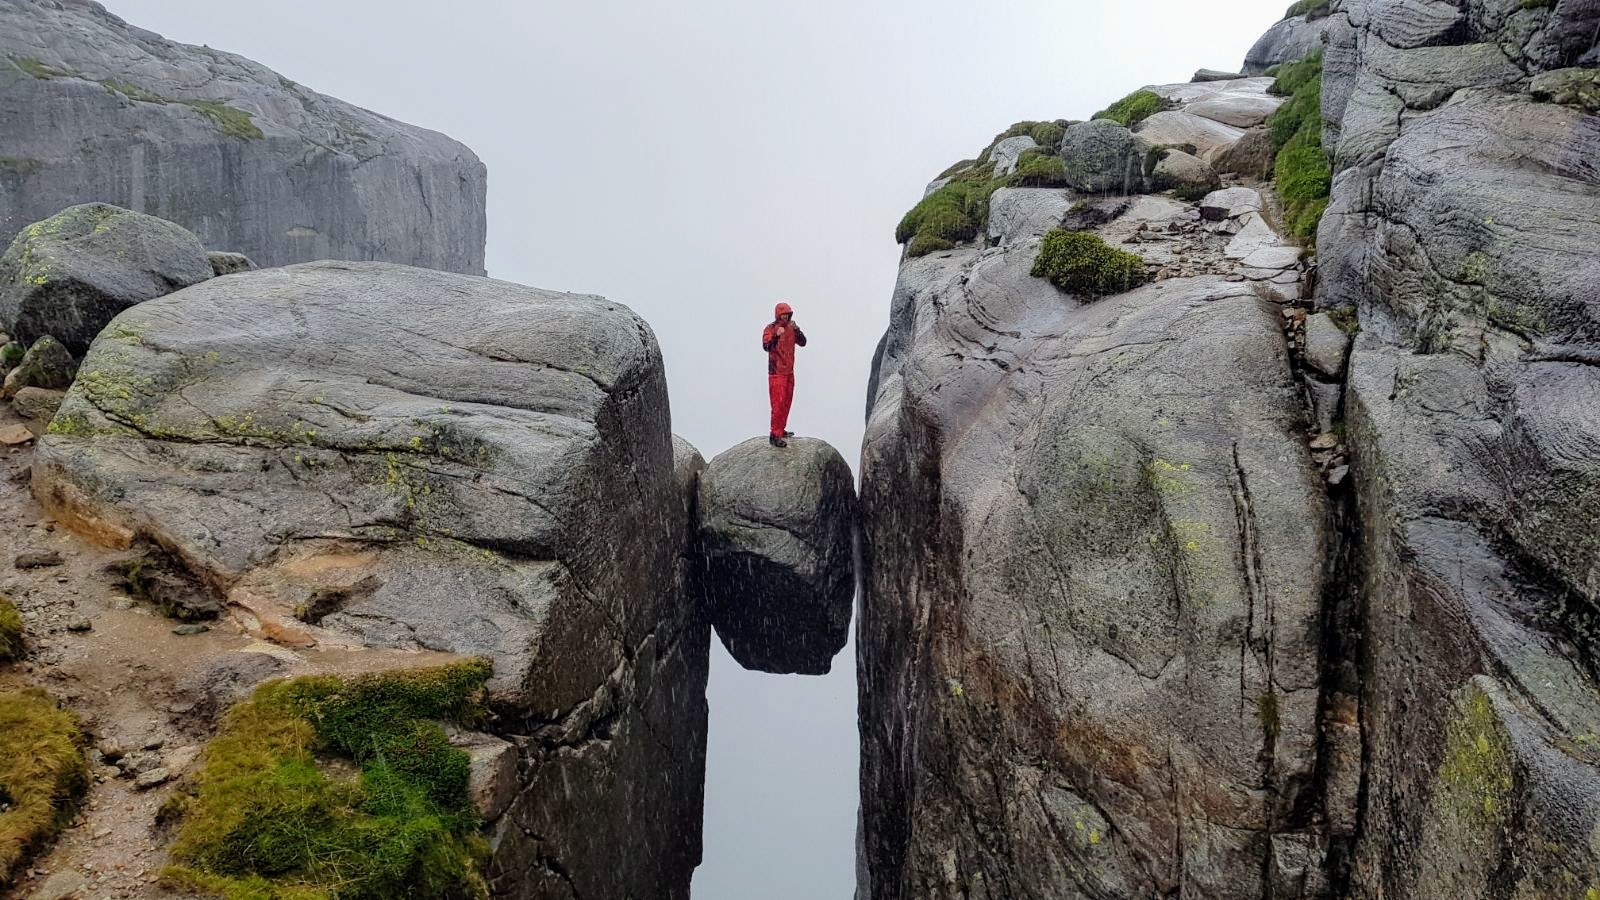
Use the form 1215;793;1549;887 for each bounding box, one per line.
0;204;213;356
28;260;710;899
0;0;486;274
697;436;858;675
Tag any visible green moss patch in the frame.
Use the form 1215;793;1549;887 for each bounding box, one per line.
1031;230;1149;298
1011;149;1070;187
163;661;495;900
0;595;22;662
1092;90;1168;127
1434;684;1514;832
981;120;1067;158
0;689;88;883
1266;52;1329;243
13;57;72;79
897;166;1005;257
1285;0;1331;18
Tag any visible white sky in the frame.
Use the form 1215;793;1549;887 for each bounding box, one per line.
98;2;1288;896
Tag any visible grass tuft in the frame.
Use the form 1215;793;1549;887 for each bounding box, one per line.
163;660;495;900
0;596;22;662
1092;90;1168;127
1010;149;1069;187
1031;230;1149;298
0;689;88;883
1266;52;1330;243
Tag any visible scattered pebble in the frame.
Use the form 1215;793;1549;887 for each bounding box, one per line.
133;767;171;790
171;623;209;636
14;550;63;569
66;619;92;633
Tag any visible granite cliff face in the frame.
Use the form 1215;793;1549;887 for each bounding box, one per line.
0;0;486;274
859;1;1600;897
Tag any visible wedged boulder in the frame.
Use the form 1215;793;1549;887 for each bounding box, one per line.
31;260;709;899
1149;148;1219;194
1059;119;1143;194
697;436;857;675
0;1;486;274
11;385;64;423
1211;124;1276;178
989;135;1037;177
1;334;74;399
0;203;212;355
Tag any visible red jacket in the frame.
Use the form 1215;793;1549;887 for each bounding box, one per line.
762;302;806;376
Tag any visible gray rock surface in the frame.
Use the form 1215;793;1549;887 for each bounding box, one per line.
0;203;213;355
986;187;1074;246
861;150;1323;897
9;385;63;423
1135;110;1246;164
1301;312;1350;378
31;260;708;899
1059;119;1143;193
0;0;486;274
697;436;857;675
989;135;1038;177
1242;13;1330;74
1312;1;1600;895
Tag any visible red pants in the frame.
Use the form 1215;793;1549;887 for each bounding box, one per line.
769;374;795;438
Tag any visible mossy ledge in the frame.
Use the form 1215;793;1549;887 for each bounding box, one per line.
1266;51;1329;243
162;660;495;900
1092;89;1169;127
1031;229;1150;298
0;689;89;884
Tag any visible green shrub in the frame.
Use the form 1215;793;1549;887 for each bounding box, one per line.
1266;51;1330;243
1092;90;1167;127
897;166;1006;257
163;661;494;900
1010;150;1069;187
0;596;21;662
0;689;87;882
1031;230;1149;297
1285;0;1330;17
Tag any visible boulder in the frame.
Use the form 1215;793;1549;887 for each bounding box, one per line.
206;251;258;276
1133;111;1246;164
0;204;213;355
1192;68;1247;82
1211;125;1276;178
1530;66;1600;112
1150;148;1219;194
1059;119;1143;194
0;1;486;274
1301;312;1351;378
989;135;1038;177
1242;14;1330;75
697;436;857;675
11;386;64;423
986;187;1075;246
1;335;74;399
31;260;710;899
1199;186;1264;222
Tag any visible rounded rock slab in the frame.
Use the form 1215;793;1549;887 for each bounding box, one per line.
696;436;858;675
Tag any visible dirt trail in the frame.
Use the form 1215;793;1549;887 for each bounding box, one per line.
0;406;460;900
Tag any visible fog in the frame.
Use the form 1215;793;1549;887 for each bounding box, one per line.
100;2;1288;895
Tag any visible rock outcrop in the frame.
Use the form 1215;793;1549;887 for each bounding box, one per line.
0;0;486;274
696;436;858;675
0;203;213;355
1314;0;1600;896
32;261;708;899
863;1;1600;898
863;103;1324;897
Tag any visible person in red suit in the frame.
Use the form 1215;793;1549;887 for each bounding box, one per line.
762;301;806;448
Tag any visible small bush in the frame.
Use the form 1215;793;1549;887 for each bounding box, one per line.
0;689;88;882
1266;51;1330;242
0;596;21;662
163;661;494;900
1010;150;1069;187
1031;230;1150;298
1092;89;1168;127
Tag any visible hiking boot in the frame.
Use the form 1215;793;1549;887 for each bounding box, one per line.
783;430;795;438
769;435;788;448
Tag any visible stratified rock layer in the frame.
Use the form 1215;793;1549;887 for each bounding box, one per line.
697;436;857;675
0;0;486;274
32;261;707;899
1317;0;1600;895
